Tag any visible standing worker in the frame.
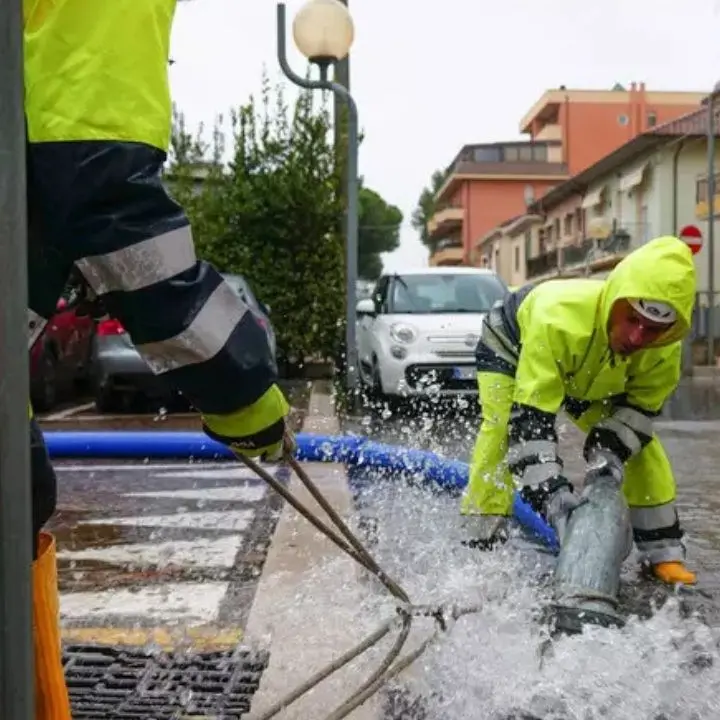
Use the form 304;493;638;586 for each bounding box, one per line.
23;1;293;716
460;235;697;586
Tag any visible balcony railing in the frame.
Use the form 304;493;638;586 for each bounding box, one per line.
527;250;559;279
434;237;462;251
430;242;464;267
560;238;594;267
427;205;465;238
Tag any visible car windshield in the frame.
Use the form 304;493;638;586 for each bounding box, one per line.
388;273;506;314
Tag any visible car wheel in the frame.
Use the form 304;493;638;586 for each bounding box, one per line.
31;350;58;413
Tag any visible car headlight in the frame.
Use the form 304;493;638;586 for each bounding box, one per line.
389;322;418;345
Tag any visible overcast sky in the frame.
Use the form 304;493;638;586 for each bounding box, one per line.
170;0;720;274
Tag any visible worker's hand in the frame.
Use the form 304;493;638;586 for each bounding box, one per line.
585;449;624;487
201;383;294;462
261;422;296;463
462;514;509;551
544;484;585;544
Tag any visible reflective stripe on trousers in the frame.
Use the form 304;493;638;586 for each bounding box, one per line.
572;401;685;565
76;225;250;374
630;501;685;564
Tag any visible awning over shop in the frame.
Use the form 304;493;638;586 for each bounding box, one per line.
581;186;606;209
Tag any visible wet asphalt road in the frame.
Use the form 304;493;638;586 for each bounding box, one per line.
51;459;287;634
45;379;720;638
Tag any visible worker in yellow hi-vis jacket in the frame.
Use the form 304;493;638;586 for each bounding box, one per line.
460;236;697;587
24;1;293;715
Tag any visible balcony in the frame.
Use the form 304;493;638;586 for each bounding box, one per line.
427;205;464;239
526;249;559;279
430;240;464;267
560;238;595;270
554;225;640;276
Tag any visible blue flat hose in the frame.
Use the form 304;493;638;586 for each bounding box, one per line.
42;430;558;549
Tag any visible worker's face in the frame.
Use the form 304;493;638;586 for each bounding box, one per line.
608;299;673;355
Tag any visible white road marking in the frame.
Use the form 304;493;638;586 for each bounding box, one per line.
126;485;266;503
54;462;279;475
83;509;255;531
58;536;243;569
155;467;278;481
54;462;246;473
60;582;229;622
42;401;96;421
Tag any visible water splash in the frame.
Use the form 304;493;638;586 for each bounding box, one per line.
342;473;720;720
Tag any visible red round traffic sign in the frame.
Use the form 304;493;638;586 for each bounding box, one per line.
679;224;703;255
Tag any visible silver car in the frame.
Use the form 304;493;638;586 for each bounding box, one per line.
91;273;277;412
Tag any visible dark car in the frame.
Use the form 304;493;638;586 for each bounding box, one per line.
91;273;277;412
30;285;96;412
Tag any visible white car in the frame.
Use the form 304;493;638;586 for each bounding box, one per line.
356;267;508;400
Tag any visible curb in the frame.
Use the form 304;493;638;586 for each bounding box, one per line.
243;381;381;720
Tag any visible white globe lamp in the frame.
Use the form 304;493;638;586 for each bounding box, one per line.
292;0;354;66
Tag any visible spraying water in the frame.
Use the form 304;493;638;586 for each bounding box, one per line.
332;402;720;720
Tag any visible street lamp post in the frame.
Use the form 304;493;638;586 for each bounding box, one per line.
707;85;719;366
276;0;360;396
0;0;36;717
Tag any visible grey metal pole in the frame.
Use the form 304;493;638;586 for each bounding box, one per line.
707;93;716;366
276;2;360;395
0;1;36;717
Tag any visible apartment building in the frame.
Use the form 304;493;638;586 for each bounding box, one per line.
427;83;705;268
513;103;720;296
427;140;568;267
520;83;706;175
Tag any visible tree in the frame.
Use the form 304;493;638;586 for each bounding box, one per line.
358;186;402;280
411;168;449;253
165;78;345;368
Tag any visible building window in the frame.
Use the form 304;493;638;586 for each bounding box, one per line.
532;144;548;162
503;146;519;162
524;230;532;260
473;146;502;163
564;213;573;236
518;145;533;162
618;114;629;126
514;246;520;271
647;111;657;128
696;175;720;203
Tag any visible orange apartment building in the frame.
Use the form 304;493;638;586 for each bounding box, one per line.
428;83;706;267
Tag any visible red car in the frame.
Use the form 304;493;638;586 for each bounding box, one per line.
30;288;96;412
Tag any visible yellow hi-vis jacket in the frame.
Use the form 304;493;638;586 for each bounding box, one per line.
513;235;695;415
24;0;176;151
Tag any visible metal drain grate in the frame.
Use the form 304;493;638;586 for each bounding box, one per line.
63;643;269;719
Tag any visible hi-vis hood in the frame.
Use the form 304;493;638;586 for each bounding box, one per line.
599;235;697;348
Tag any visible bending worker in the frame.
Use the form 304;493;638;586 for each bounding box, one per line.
24;1;292;717
460;235;697;586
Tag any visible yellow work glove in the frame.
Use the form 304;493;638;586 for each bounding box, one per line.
201;383;294;462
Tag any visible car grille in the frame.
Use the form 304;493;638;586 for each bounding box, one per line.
433;350;475;359
405;364;476;391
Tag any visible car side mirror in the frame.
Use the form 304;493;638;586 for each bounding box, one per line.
356;298;376;317
259;302;271;315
